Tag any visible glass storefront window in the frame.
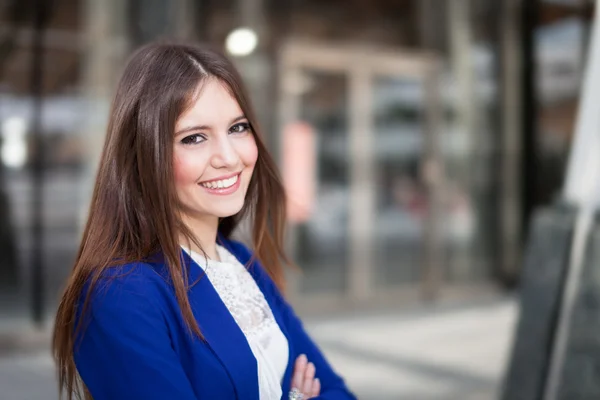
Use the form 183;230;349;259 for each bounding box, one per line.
294;71;350;295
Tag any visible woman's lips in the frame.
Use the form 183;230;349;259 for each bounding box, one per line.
198;173;241;195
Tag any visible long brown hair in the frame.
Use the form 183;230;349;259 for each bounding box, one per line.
52;42;290;399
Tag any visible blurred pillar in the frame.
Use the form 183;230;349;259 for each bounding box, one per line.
79;0;129;229
418;0;446;298
418;0;436;48
348;67;374;301
447;0;476;279
234;0;274;150
30;0;49;327
499;0;524;284
520;0;539;241
0;0;26;298
0;168;18;291
172;0;199;41
422;61;445;300
418;0;444;50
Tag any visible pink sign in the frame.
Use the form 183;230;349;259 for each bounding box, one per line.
282;122;316;223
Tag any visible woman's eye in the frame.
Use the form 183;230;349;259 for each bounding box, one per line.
229;122;251;135
180;134;205;145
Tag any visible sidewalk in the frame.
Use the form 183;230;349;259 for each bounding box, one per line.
308;297;517;399
0;296;518;400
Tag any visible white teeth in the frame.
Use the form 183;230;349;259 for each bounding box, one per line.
201;174;238;189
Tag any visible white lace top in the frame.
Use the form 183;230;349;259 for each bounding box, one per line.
185;244;289;400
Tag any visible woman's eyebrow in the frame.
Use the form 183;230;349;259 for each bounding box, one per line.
174;115;247;136
175;124;210;136
230;115;247;124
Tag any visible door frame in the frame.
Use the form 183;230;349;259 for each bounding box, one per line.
277;39;446;309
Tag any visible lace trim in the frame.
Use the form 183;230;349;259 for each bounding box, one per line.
190;246;279;346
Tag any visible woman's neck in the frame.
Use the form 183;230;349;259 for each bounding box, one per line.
179;214;220;260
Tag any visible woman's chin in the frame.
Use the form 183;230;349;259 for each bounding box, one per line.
210;203;245;219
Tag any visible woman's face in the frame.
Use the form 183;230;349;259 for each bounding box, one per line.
173;78;258;224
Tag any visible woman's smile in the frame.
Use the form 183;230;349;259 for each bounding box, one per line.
198;172;242;195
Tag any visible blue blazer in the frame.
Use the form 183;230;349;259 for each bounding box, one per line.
74;237;356;399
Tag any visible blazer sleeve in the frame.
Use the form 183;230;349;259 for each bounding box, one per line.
74;267;198;400
234;243;357;400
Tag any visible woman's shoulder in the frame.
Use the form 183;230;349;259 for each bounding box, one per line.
97;260;166;285
81;261;169;311
73;262;180;361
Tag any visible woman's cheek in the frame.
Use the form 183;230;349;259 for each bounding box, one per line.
173;152;195;185
243;136;259;167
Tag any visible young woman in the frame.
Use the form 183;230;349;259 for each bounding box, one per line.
52;42;355;400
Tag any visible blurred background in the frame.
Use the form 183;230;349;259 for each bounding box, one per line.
0;0;595;399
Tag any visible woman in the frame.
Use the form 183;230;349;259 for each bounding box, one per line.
52;42;355;400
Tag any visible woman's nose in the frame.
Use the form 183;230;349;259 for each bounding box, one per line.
211;136;240;169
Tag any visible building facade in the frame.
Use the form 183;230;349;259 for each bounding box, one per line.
0;0;593;322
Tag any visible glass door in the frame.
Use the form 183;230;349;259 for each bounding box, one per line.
278;41;443;307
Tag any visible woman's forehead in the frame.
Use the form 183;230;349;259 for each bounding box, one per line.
177;79;243;129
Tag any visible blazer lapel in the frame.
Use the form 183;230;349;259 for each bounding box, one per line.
182;251;260;400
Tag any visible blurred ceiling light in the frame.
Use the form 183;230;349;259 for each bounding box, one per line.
226;28;258;57
1;116;28;169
